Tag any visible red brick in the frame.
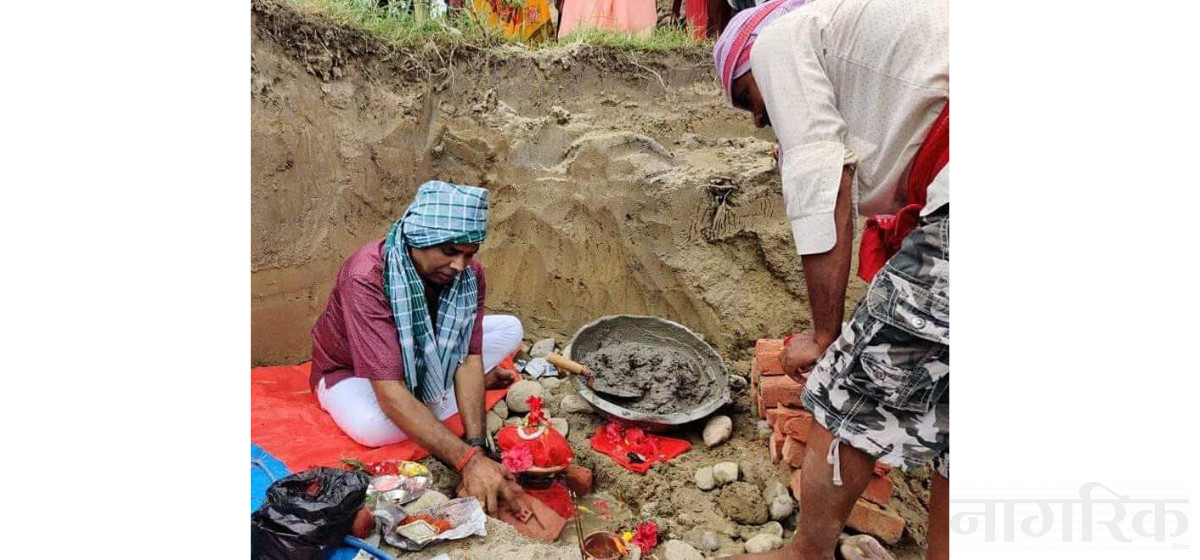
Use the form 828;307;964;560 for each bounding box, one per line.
744;359;763;417
769;429;785;464
750;358;763;417
861;473;893;507
765;405;804;427
497;489;568;542
781;437;808;468
562;464;593;496
846;498;906;545
755;339;786;376
789;467;804;500
759;375;805;410
781;411;814;442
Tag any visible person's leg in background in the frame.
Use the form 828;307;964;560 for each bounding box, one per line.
927;454;949;560
739;211;949;560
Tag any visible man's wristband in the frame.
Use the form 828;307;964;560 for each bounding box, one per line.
455;446;481;473
465;437;489;449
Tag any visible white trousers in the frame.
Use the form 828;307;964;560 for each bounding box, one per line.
317;315;523;448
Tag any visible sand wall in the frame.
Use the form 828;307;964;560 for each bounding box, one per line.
251;0;866;366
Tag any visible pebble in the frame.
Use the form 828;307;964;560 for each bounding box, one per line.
561;394;593;414
703;415;733;448
769;494;796;521
659;539;704;560
530;338;556;358
744;534;784;554
486;411;503;435
760;521;784;539
627;543;642;560
700;531;720;552
550;418;569;438
523;357;553;378
695;466;716;491
712;462;739;486
762;480;789;503
539;377;563;391
506;380;544;413
505;416;522;427
757;420;773;436
492;399;508;418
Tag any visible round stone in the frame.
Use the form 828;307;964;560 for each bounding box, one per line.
549;417;569;438
769;494;796;521
486;411;504;435
560;393;593;414
744;534;784;554
695;466;715;491
506;380;544;413
703;415;733;448
658;539;703;560
712;462;739;486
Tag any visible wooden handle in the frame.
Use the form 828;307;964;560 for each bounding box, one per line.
546;353;588;375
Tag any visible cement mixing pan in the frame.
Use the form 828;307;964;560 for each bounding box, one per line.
564;315;730;431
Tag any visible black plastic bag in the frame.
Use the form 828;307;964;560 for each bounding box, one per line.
251;467;368;560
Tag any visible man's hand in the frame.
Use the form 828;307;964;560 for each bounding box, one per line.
485;366;519;390
780;331;831;382
458;453;517;514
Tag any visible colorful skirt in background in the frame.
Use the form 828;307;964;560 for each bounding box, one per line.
471;0;555;42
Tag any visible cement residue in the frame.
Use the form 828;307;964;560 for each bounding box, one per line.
582;341;716;414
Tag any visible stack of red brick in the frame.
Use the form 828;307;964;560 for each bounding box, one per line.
752;339;907;545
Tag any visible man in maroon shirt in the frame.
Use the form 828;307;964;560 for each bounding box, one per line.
310;182;523;513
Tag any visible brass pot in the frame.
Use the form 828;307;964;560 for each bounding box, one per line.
581;530;627;560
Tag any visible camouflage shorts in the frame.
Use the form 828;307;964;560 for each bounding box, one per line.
802;208;950;477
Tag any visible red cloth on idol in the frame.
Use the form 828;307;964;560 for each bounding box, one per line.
590;424;691;474
858;102;949;282
496;424;575;470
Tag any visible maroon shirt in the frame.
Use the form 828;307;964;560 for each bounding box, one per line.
310;239;485;392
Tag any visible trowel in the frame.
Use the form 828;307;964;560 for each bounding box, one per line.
546;353;644;399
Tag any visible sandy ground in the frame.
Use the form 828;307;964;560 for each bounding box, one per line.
250;1;925;557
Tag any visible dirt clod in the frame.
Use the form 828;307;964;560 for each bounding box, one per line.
717;481;769;525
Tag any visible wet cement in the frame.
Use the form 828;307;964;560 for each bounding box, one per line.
581;341;717;414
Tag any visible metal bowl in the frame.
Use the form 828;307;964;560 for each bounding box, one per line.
565;315;730;431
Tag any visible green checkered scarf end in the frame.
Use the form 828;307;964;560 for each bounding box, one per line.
382;181;489;403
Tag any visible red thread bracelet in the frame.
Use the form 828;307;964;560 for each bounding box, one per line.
455;446;480;473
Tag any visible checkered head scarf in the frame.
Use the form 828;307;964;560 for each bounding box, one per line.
713;0;811;101
382;181;490;403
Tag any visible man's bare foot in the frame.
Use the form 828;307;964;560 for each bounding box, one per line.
838;535;894;560
485;366;519;390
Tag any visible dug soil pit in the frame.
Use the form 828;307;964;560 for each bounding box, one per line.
251;1;928;558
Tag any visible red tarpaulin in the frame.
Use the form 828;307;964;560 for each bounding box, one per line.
251;362;507;471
